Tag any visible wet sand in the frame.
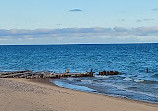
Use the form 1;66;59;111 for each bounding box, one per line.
0;78;158;111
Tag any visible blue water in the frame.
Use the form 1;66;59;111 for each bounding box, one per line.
0;44;158;103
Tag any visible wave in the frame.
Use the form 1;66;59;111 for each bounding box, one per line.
97;82;127;91
123;77;132;81
95;75;110;79
81;80;93;83
67;78;74;81
152;74;158;78
127;86;138;90
125;88;158;98
98;82;158;98
134;79;144;82
134;79;158;84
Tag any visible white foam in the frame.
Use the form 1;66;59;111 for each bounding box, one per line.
81;80;93;83
134;79;144;83
124;88;158;98
123;77;132;81
100;82;158;98
95;75;110;78
67;78;74;81
97;82;127;91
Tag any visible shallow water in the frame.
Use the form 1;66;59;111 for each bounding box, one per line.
0;44;158;103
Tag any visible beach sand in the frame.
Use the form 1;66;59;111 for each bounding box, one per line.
0;78;157;111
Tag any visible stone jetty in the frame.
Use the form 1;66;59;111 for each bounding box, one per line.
0;69;120;79
99;71;119;76
0;69;94;79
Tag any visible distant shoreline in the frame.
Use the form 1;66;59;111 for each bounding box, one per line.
0;42;158;46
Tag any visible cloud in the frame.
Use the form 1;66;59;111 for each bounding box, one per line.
151;8;158;11
1;26;158;36
1;27;158;37
69;9;82;12
1;26;158;44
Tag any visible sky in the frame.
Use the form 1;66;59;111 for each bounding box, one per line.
0;0;158;44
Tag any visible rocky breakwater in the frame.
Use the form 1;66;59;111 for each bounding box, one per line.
99;70;119;76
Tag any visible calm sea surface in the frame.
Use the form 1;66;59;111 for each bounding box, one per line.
0;44;158;103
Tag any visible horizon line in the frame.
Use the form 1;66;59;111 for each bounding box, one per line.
0;42;157;46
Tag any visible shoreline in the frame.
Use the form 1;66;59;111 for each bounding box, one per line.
32;78;158;105
0;78;158;111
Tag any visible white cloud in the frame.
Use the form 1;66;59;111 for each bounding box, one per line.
69;9;83;12
0;26;158;44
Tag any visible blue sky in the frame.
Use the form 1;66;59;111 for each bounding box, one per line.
0;0;158;44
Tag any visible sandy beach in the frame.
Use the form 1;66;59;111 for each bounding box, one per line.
0;78;157;111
